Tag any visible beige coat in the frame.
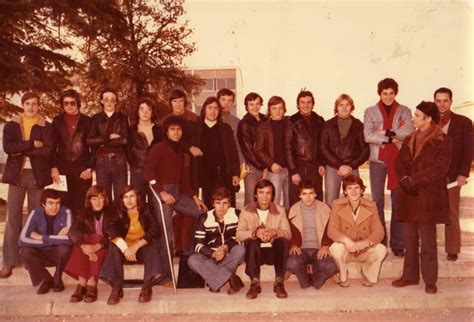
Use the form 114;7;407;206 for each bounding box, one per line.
327;197;384;245
236;202;291;242
287;200;331;247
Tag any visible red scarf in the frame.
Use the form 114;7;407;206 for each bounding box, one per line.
377;100;401;190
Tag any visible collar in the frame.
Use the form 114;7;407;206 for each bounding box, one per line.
244;202;280;215
12;114;46;127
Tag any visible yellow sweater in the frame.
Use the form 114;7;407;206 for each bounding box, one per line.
112;210;145;251
22;115;37;140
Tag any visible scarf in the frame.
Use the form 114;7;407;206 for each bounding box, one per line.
377;100;400;190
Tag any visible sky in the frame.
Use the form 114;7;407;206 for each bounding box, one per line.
182;0;473;119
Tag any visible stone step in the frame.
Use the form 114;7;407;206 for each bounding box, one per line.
0;278;472;317
1;246;473;287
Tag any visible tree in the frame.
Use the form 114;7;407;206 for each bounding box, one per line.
0;0;126;119
80;0;203;120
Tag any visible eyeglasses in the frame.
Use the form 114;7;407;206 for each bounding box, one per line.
63;101;77;106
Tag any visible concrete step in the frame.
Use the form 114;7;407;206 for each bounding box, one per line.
0;278;472;317
1;246;473;287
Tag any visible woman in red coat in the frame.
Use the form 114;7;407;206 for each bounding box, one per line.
65;185;112;303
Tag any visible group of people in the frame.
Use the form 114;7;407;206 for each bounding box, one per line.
0;78;471;304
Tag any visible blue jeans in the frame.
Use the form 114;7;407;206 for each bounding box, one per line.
243;164;263;206
3;169;42;267
266;168;289;209
286;248;338;289
369;161;404;250
188;245;245;291
324;166;359;207
151;184;204;277
95;154;128;202
99;241;161;288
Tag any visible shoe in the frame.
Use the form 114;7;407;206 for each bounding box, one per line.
361;275;375;287
245;281;261;299
273;281;288;298
338;280;350;288
392;278;419;288
84;286;98;303
107;288;124;305
70;285;86;303
227;274;244;295
447;253;458;261
392;249;405;257
37;279;54;295
0;265;13;279
138;285;153;303
53;279;65;292
425;284;438;294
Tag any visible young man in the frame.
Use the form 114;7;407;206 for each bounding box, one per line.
236;179;291;299
18;189;72;294
434;87;472;261
255;96;291;209
286;180;338;289
188;187;245;294
86;88;128;202
392;101;452;294
144;115;207;280
51;89;93;216
100;186;161;304
1;92;54;279
286;90;325;205
363;78;413;257
328;175;387;287
217;88;244;164
237;92;268;206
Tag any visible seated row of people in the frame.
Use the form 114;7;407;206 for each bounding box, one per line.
18;174;387;303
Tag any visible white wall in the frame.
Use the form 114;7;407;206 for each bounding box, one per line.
184;0;473;120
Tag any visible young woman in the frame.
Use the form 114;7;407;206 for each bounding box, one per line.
65;185;112;303
100;186;161;304
191;96;240;208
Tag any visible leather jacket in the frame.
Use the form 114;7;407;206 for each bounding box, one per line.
320;116;370;169
52;113;93;170
286;111;325;174
255;118;290;170
128;123;162;170
106;203;160;244
2;115;53;188
190;121;240;189
237;112;267;170
68;207;114;248
86;111;129;157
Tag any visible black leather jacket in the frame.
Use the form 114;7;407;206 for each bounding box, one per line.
320;116;370;169
52;113;93;170
128;123;162;170
86;111;129;157
105;203;160;244
237;113;267;170
2;115;53;188
68;207;114;248
286;111;325;174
